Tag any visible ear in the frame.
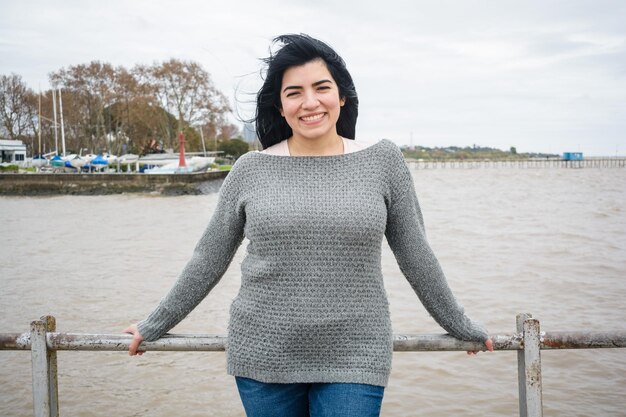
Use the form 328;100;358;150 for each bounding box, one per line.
279;107;284;117
340;97;346;107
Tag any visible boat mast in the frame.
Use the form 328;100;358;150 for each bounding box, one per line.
59;88;66;157
38;90;42;156
199;125;207;156
52;89;59;155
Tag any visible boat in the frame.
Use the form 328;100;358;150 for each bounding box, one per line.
32;155;48;168
118;154;139;165
50;155;65;167
68;155;88;170
90;154;108;171
102;153;118;165
143;156;214;174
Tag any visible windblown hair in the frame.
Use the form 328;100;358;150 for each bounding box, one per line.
254;34;359;149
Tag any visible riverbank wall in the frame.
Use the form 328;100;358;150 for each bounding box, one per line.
0;171;229;196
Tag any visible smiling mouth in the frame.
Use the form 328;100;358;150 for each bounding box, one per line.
300;113;325;122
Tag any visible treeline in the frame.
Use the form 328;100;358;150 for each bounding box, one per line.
0;60;244;156
401;144;557;160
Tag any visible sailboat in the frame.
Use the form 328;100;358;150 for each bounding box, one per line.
50;155;64;168
31;91;47;168
143;132;213;174
68;154;88;170
90;154;108;171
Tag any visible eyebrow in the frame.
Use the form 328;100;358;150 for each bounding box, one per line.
282;79;333;93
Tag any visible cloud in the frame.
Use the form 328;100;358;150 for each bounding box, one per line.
1;0;624;155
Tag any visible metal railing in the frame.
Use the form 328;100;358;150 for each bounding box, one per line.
1;313;625;417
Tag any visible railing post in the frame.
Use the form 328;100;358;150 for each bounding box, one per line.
516;313;530;417
30;319;51;417
523;317;544;417
42;315;59;417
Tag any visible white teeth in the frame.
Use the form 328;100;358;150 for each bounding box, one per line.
301;113;324;121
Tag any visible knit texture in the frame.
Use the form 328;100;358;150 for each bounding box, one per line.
137;138;488;387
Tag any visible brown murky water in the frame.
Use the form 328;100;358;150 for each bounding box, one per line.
1;167;625;416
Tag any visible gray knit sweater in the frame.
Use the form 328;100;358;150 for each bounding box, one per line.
137;139;488;387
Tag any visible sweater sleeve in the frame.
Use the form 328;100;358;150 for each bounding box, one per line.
384;154;488;342
137;162;247;342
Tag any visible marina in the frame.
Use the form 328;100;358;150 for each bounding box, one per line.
0;135;231;194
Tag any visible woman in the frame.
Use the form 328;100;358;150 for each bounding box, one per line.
125;34;493;417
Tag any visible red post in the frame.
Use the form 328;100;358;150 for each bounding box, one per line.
178;131;186;168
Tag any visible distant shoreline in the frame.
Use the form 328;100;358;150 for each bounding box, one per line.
2;156;625;196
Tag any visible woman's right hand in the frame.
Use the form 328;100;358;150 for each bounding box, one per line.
123;324;145;356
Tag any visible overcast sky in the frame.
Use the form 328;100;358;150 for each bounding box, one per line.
1;0;624;155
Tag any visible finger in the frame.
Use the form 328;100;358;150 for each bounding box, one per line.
129;337;140;356
486;339;494;352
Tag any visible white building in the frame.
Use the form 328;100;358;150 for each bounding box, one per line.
0;139;27;165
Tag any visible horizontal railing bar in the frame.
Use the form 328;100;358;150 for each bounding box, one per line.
2;331;625;352
0;332;31;350
393;334;521;351
541;331;626;349
50;333;229;351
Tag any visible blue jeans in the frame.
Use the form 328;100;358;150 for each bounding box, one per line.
235;377;385;417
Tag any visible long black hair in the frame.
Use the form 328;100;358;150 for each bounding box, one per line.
254;34;358;149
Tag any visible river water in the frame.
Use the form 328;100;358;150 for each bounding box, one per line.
1;167;625;417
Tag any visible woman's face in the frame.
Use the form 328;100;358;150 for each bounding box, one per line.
279;59;345;142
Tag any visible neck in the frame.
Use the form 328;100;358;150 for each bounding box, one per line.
287;134;344;156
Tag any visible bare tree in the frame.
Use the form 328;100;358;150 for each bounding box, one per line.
50;61;117;152
218;122;241;140
135;59;230;150
0;74;36;140
45;59;231;154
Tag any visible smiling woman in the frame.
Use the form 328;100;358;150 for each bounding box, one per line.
124;33;492;417
253;34;359;152
279;60;346;156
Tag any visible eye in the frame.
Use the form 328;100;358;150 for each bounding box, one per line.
286;91;300;97
317;86;330;91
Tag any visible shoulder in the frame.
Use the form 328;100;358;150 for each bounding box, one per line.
372;139;413;201
378;138;404;157
219;151;260;196
368;139;407;171
229;149;264;172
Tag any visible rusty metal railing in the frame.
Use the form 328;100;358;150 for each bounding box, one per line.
1;314;625;417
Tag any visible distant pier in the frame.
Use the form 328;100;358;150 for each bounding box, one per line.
406;157;626;169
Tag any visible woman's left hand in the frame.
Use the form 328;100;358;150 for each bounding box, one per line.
123;323;145;356
467;338;494;355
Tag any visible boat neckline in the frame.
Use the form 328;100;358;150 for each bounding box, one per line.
250;138;388;160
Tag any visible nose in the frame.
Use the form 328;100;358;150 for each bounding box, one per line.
302;90;319;109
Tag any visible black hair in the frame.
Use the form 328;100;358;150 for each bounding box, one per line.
253;34;358;149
